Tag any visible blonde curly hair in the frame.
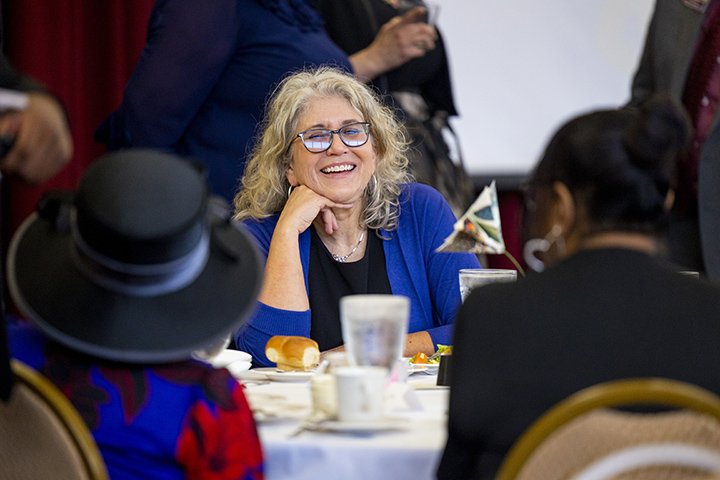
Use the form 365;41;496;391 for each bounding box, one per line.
233;66;412;231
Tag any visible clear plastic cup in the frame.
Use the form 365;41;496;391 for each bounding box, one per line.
459;268;517;302
340;294;409;369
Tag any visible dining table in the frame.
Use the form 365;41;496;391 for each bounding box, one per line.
238;366;450;480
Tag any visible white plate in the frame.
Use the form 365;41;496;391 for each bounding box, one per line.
210;349;252;368
253;367;316;382
406;362;439;375
315;418;408;433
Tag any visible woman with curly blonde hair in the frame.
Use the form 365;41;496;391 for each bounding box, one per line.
233;67;480;366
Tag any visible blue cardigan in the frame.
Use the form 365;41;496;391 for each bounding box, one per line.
234;183;481;366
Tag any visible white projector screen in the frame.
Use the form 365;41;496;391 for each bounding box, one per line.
437;0;656;178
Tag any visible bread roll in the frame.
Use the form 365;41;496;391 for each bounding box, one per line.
265;335;320;371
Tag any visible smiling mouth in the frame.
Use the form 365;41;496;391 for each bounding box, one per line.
320;164;355;174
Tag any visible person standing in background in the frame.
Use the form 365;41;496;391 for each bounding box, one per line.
629;0;720;280
96;0;437;202
315;0;476;216
0;54;72;400
0;1;73;400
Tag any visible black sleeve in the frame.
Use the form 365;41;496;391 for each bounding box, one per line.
315;0;458;115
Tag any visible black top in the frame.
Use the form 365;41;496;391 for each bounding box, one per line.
308;227;392;351
439;248;720;480
314;0;457;116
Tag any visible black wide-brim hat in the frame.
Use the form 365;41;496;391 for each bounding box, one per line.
7;149;262;363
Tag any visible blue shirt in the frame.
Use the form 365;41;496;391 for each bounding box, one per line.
234;183;482;366
9;322;264;479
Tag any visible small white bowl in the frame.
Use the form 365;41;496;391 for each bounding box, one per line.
210;349;252;368
226;360;252;378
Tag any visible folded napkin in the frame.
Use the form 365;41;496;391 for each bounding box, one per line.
436;181;505;254
206;349;252;378
209;349;252;368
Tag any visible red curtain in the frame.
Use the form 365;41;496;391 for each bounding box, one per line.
487;191;525;272
4;0;153;235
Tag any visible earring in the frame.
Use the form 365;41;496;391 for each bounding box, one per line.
522;224;565;272
523;237;550;273
287;184;294;198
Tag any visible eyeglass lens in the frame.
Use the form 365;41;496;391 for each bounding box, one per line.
300;123;369;153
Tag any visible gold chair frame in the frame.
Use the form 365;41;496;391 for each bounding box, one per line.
1;359;108;480
497;378;720;480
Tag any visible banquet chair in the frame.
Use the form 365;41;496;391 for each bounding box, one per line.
496;378;720;480
0;360;108;480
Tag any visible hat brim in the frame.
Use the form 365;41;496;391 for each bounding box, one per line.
8;212;262;363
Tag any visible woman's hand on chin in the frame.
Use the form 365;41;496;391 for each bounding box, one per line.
319;207;339;234
280;185;353;235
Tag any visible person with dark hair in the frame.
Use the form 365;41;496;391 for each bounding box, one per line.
437;96;720;480
8;150;265;479
629;0;720;280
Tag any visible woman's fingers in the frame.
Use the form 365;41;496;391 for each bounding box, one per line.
282;185;353;234
320;208;337;235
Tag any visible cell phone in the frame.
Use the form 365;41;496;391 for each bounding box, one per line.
0;134;16;160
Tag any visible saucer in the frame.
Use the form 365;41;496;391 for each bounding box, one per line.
253;367;316;382
315;417;408;433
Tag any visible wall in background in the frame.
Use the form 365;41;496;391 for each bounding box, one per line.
439;0;656;177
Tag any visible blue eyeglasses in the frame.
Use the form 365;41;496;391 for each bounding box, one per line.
294;122;371;153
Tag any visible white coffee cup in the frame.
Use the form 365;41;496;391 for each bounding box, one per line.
324;351;350;373
340;294;409;369
458;268;517;302
334;366;388;422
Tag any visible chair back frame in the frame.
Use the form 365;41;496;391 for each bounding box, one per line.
3;359;108;480
497;378;720;480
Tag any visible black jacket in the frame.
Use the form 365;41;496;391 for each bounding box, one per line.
439;248;720;479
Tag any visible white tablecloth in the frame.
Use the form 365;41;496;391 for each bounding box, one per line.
242;374;449;480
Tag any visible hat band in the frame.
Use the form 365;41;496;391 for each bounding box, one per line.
70;211;210;297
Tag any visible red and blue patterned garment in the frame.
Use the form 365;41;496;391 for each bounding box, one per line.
9;322;264;479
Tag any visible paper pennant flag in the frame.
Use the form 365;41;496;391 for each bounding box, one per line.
436;180;506;254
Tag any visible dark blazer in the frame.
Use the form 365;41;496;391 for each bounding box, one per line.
438;248;720;480
96;0;352;203
314;0;457;116
630;0;720;280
